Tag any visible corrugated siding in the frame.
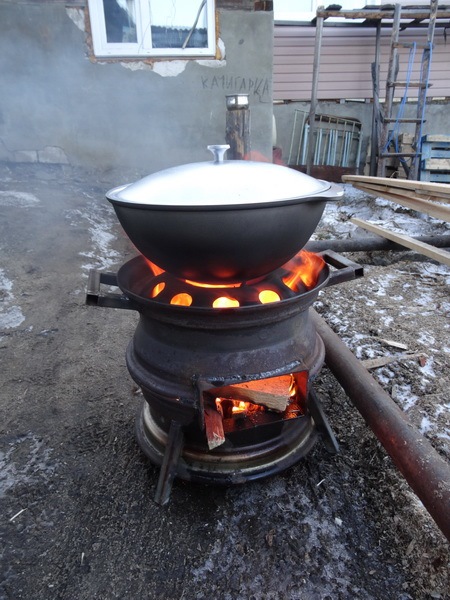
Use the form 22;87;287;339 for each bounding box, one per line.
273;25;450;101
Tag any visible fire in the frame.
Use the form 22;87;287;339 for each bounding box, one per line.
145;259;165;276
215;398;265;418
185;279;241;289
151;282;165;298
212;296;240;308
282;251;325;291
170;293;192;306
259;290;281;304
214;372;308;420
145;250;325;307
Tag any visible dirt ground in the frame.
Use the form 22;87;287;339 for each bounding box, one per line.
0;163;449;599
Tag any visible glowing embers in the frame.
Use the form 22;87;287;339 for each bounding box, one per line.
204;372;309;449
212;296;240;308
145;250;326;309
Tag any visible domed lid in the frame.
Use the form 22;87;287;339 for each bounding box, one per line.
106;145;332;209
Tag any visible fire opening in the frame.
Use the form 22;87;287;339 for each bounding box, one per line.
204;372;309;450
145;250;326;308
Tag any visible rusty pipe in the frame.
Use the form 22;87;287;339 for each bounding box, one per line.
311;309;450;541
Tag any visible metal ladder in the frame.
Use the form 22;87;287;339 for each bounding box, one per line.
377;0;438;180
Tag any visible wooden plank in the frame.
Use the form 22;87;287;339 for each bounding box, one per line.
349;183;450;222
343;181;450;205
423;158;450;171
342;175;450;202
422;142;450;152
212;375;293;413
361;352;426;370
420;172;450;183
204;404;226;450
350;218;450;266
422;134;450;143
316;8;450;20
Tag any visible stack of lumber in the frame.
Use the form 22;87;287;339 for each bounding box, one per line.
341;175;450;266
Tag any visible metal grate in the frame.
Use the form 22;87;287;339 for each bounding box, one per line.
288;111;362;169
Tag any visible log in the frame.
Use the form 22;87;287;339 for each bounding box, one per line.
225;103;250;160
204;404;226;450
212;375;293;413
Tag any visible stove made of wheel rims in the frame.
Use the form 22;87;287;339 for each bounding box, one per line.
87;249;363;504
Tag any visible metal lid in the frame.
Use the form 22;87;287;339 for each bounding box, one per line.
106;145;331;208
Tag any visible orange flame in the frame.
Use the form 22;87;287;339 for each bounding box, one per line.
145;250;325;306
212;296;240;308
215;398;265;417
185;279;241;289
283;251;325;291
145;259;165;277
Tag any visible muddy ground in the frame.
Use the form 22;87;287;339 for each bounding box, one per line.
0;163;449;599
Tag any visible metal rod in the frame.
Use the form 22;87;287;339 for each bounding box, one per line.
288;110;298;165
154;420;185;506
305;234;450;254
311;310;450;541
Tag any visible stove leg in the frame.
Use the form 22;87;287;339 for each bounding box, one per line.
307;389;340;454
154;420;185;506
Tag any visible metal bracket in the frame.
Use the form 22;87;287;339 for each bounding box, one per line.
86;269;133;310
319;249;364;286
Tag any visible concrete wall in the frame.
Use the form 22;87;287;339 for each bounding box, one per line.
0;2;274;176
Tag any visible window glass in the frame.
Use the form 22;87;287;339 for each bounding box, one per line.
151;1;208;49
103;0;137;44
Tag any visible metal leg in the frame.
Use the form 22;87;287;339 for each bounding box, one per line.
307;388;340;454
154;420;185;506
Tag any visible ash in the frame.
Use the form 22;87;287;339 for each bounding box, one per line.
0;165;448;600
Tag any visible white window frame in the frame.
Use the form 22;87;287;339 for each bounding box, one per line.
88;0;216;58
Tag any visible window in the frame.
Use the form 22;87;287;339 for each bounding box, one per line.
88;0;216;58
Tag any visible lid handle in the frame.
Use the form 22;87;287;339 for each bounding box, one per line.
207;144;230;164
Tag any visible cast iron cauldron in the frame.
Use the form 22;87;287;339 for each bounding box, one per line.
107;145;343;284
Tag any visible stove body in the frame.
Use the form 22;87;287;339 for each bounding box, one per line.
87;250;363;503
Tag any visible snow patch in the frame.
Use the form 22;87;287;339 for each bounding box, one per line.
65;199;121;272
0;191;40;207
0;269;25;330
0;433;56;499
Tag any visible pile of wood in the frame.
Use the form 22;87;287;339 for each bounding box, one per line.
204;375;293;450
342;175;450;266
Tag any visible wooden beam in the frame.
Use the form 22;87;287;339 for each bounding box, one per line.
212;375;293;413
348;183;450;222
204;404;226;450
342;175;450;203
361;352;426;370
351;218;450;266
315;8;450;21
306;13;324;175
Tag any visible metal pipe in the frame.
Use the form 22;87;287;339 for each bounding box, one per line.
305;234;450;254
311;310;450;541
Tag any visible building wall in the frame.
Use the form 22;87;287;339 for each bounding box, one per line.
274;24;450;102
0;1;274;175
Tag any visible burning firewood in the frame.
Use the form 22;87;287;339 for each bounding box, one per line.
204;403;226;450
210;375;293;413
